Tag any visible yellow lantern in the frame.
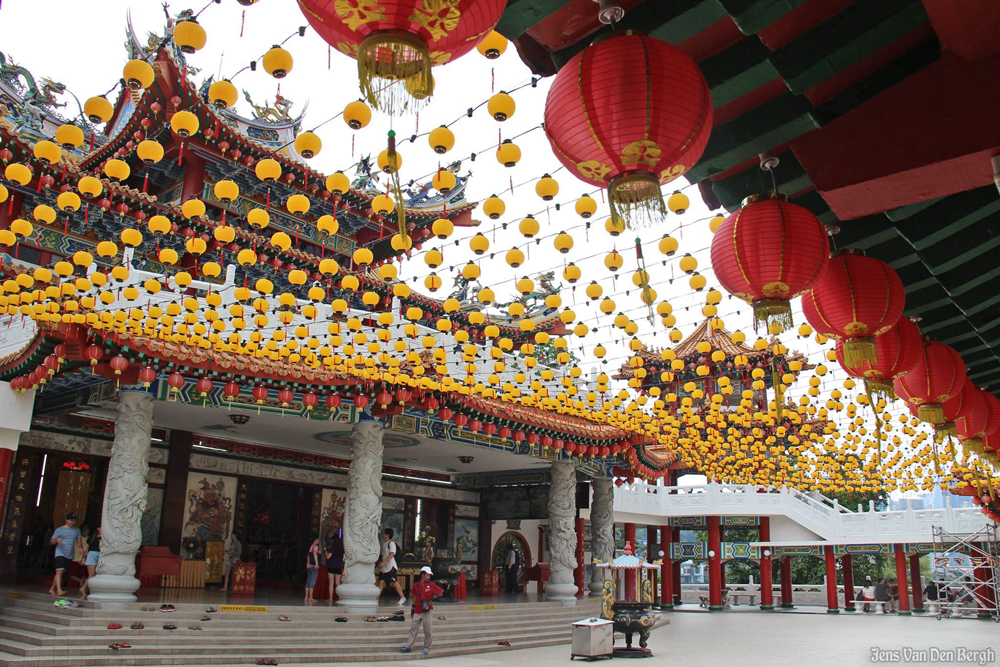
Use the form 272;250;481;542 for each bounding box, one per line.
208;80;238;109
425;273;443;292
689;272;707;291
431;218;454;239
478;288;495;305
575;195;597;219
470;233;489;255
214;225;235;244
262;45;293;78
462;262;480;280
32;205;56;225
33;140;61;165
120;228;142;248
535;174;558;201
173;19;207;53
353;247;373;266
237;248;257;266
214;179;239;204
56;191;81;213
519;215;539;238
390;233;412;251
170;110;200;138
585;282;602;300
54;124;84;150
377;149;402;174
77;175;102;198
270;232;291;252
482;195;505;219
496;139;521;167
319;258;340;276
136;139;164;165
709;214;725;233
553;232;573;254
294;131;322;159
4;163;31;186
371;194;394;215
148;215;171;236
659;234;678;256
604;251;623;272
505;247;525;268
378;263;398;282
343;100;372;130
428;125;455;154
287;193;310;216
185;237;207;256
317;214;339;236
123;59;155;90
432;169;456;193
488;92;515;121
84;96;113;124
103;159;130;183
424;249;443;268
605;216;625;237
159;248;179;265
255;158;281;183
667;191;689;214
9;219;33;240
563;263;581;283
477;30;508;59
325;171;350;195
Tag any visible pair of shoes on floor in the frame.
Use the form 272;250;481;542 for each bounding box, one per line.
436;616;447;621
335;617;348;623
256;659;278;666
278;615;291;622
141;605;155;611
162;624;177;630
188;625;202;631
159;603;176;612
497;640;512;647
53;599;79;608
108;643;132;650
107;623;122;630
200;615;211;621
205;606;218;613
130;622;144;630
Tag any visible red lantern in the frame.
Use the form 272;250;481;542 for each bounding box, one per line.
84;344;103;366
956;388;1000;453
836;317;922;398
299;0;505;114
108;355;129;376
553;438;564;450
513;429;525;442
196;377;213;398
424;396;439;412
53;343;68;361
326;394;342;409
453;413;468;427
438;407;454;422
396;387;411;404
893;340;967;423
467;419;482;432
43;354;59;376
252;385;269;404
482;422;496;436
353;394;370;409
564;442;576;453
223;381;241;400
167;372;185;398
802;249;905;369
541;435;553;447
544;32;712;229
907;378;973;436
138;366;157;388
710;194;829;332
278;389;294;407
302;392;318;411
527;432;538;444
498;426;511;439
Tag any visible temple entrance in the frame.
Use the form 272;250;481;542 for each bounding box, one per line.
492;530;532;593
240;479;308;589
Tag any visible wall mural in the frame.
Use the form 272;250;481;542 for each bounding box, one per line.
181;472;236;559
141;487;163;547
455;517;479;562
319;488;346;545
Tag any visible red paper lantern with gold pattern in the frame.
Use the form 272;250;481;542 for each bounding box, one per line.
298;0;505;113
711;194;829;332
906;378;973;438
956;388;1000;454
893;340;967;423
802;249;905;369
836;317;921;398
544;32;712;229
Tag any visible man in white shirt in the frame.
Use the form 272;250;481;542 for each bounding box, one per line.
377;528;406;605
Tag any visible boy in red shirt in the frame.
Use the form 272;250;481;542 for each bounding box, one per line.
400;566;444;655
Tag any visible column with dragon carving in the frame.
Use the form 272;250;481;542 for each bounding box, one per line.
546;460;579;602
87;389;154;606
336;417;384;609
589;477;615;595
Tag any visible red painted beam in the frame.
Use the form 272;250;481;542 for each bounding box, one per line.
791;52;1000;220
923;0;1000;61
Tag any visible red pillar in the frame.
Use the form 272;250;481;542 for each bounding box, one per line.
672;526;682;605
660;524;673;608
824;546;839;613
780;556;794;608
0;448;14;528
574;517;585;598
842;554;855;612
624;523;636;600
537;526;545;596
707;516;722;610
909;554;924;612
759;517;773;610
894;544;911;615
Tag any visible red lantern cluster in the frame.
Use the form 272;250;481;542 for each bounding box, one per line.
544;32;712;229
894;340;967;423
836;317;922;398
711;194;830;332
803;249;905;369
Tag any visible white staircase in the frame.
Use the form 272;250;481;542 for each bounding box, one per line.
601;482;992;545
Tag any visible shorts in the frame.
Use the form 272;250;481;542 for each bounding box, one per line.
327;564;343;575
54;556;71;572
380;568;398;584
85;551;100;567
306;568;318;589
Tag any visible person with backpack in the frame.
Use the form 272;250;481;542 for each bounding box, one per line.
377;528;406;605
503;547;521;594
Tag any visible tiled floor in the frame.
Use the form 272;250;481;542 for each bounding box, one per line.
322;611;998;667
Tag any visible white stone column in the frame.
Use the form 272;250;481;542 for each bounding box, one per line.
87;389;154;607
337;417;384;609
589;477;615;595
546;460;579;602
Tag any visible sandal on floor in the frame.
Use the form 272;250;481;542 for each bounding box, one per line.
201;615;211;621
205;607;218;613
130;622;144;630
335;617;348;623
188;626;202;631
255;660;278;666
278;615;291;621
118;642;132;649
497;640;511;646
109;644;120;650
364;616;378;622
436;616;447;621
107;623;122;630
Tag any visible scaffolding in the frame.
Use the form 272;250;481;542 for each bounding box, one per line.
930;524;1000;621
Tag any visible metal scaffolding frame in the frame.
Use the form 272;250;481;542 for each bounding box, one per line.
930;524;1000;621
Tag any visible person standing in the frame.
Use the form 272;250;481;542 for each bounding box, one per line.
305;536;320;603
377;528;406;605
874;577;890;613
221;534;242;593
503;547;521;594
923;580;939;614
79;526;101;596
400;566;444;655
48;513;81;597
325;531;344;604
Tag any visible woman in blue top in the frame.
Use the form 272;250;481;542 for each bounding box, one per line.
48;513;81;597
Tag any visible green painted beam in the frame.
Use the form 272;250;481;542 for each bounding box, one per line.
946;267;1000;298
884;198;941;222
702;38;779;109
920;315;967;334
926;236;1000;276
717;0;811;36
770;0;928;95
495;0;572;39
710;150;811;211
908;200;1000;251
686;93;817;181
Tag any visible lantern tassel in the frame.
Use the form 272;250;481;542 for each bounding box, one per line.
934;421;957;439
864;378;896;400
752;299;793;335
357;32;432;115
841;337;877;369
918;402;945;424
608;171;667;229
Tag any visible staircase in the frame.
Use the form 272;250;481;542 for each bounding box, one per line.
604;482;992;544
0;591;602;665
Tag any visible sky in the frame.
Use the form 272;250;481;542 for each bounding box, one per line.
0;0;944;495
